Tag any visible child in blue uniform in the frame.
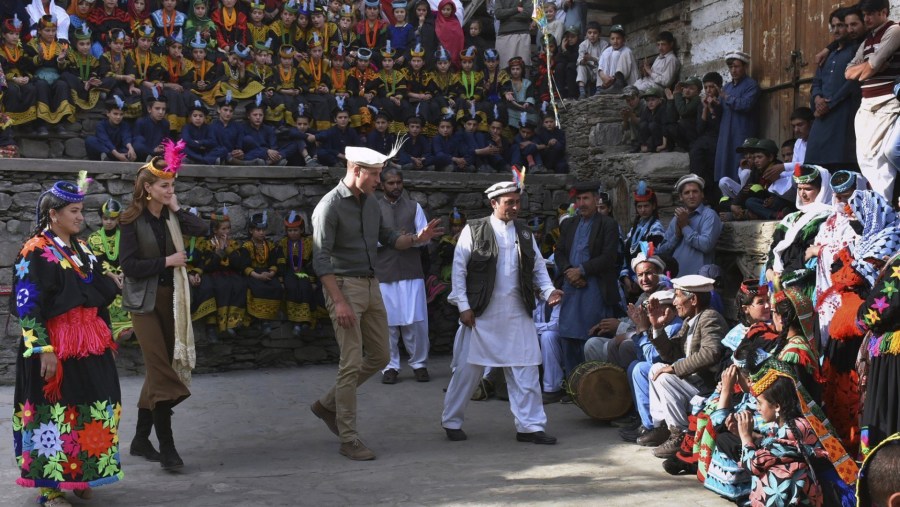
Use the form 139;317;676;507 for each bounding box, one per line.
86;96;137;161
398;115;433;170
182;99;221;164
210;91;252;165
133;89;170;161
242;93;290;166
316;100;361;166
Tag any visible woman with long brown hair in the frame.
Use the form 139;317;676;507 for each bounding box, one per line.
120;140;206;471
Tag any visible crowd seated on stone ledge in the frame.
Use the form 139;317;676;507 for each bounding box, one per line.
0;0;574;174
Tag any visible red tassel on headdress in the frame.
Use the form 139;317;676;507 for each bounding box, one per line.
647;242;655;258
162;138;187;175
793;163;802;179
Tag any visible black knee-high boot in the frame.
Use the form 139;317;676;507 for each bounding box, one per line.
152;402;184;470
130;408;161;462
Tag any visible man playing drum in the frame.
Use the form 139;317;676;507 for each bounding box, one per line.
441;181;564;444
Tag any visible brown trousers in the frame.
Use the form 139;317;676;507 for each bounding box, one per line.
319;277;390;443
132;286;191;410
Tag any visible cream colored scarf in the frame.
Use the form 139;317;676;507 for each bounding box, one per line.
165;212;195;386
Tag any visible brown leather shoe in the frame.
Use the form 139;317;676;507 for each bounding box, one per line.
413;368;430;382
310;401;339;437
652;426;685;458
339;439;376;460
382;369;399;384
636;425;670;447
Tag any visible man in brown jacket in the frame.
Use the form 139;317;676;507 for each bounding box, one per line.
640;274;726;458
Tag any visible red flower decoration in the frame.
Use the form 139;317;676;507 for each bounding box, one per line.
64;406;78;426
21;401;35;426
61;431;81;456
77;421;114;458
64;455;84;479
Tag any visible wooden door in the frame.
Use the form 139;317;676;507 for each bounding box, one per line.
744;0;841;145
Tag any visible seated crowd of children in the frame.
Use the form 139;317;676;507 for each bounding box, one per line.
93;196;325;341
0;0;571;173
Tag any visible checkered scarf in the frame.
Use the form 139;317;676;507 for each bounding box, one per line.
849;191;900;286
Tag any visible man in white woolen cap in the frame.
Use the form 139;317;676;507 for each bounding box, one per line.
442;180;564;444
640;274;726;459
310;144;443;461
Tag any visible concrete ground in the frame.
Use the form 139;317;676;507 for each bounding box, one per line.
0;356;732;507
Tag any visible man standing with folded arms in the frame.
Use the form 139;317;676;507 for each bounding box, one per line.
309;146;442;461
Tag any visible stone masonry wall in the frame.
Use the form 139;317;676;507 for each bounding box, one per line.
619;0;743;82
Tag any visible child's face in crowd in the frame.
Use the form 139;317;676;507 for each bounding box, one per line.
194;3;207;17
509;65;522;78
168;43;183;59
394;8;406;22
312;12;325;27
281;10;296;25
542;116;555;130
297;15;310;29
756;393;778;424
163;0;177;10
682;84;699;98
356;58;369;70
76;39;91;55
490;121;503;137
464;119;478;132
311;46;323;59
781;145;793;161
295;117;310;131
544;4;556;21
329;0;341;12
624;94;640;108
520;127;534;139
410;56;424;70
382;57;394;71
365;6;379;20
609;32;624;49
137;36;153;51
375;117;388;132
248;108;264;127
438;121;453;137
101;215;119;231
253;51;268;64
222;0;236;7
190;110;205;127
76;1;92;16
407;121;422;136
335;111;350;127
280;56;292;67
441;5;453;18
251;227;267;241
109;38;125;53
192;48;206;61
287;227;302;240
214;221;231;237
436;59;450;72
461;58;473;71
469;22;481;37
148;101;167;121
40;26;57;43
339;16;351;30
703;81;718;98
416;4;428;19
636;201;654;219
251;8;265;23
107;108;125;125
133;0;146;12
219;105;234;122
564;32;577;47
3;32;19;46
586;28;599;43
752;151;774;170
645;96;661;110
485;58;498;71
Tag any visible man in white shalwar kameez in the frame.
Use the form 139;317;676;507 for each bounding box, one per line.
441;181;564;444
376;168;431;384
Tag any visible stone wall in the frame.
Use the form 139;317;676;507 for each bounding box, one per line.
0;160;573;385
618;0;743;81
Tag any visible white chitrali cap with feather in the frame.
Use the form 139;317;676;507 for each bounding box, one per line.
346;134;407;168
485;181;521;199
